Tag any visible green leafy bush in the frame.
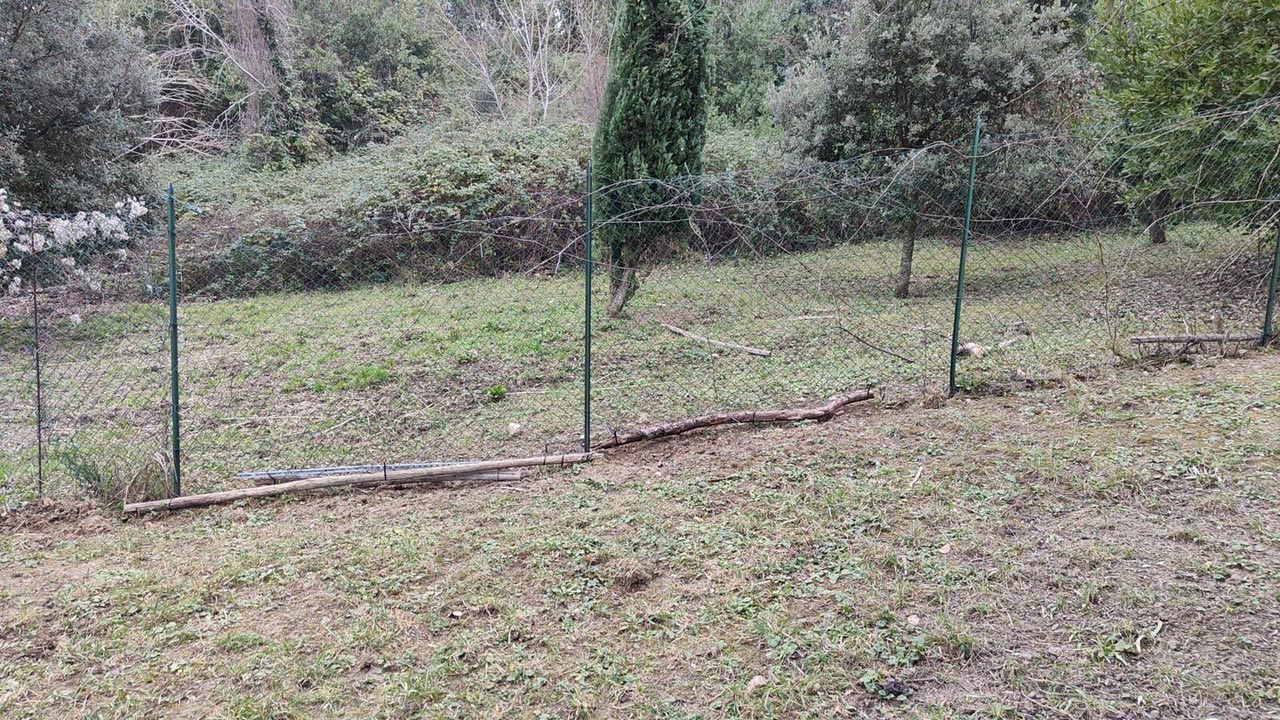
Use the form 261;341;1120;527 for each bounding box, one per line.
291;4;445;152
167;116;1123;299
1092;0;1280;227
168;122;591;296
1;0;155;211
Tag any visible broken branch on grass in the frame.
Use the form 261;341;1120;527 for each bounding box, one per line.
1131;334;1258;345
836;325;916;364
659;322;771;357
123;453;595;514
595;388;875;449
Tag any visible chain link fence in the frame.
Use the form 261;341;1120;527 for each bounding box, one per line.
171;185;590;493
959;116;1279;392
1;200;169;506
3;111;1277;505
589;148;963;444
0;292;38;494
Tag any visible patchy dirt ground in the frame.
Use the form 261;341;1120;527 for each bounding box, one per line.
3;353;1280;719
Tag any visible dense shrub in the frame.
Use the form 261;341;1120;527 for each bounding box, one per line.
167;118;1127;297
691;128;1125;260
971;130;1127;235
707;0;790;124
170;122;591;296
1;0;155;211
1092;0;1280;226
290;3;446;152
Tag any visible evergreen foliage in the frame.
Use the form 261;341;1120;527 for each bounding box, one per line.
593;0;711;315
1093;0;1280;228
707;0;788;123
770;0;1076;159
769;0;1078;296
0;0;156;211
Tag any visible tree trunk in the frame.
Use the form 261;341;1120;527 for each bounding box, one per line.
607;265;637;318
230;0;281;137
895;227;917;299
1148;190;1170;245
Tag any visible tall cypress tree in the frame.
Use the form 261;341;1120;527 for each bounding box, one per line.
593;0;710;317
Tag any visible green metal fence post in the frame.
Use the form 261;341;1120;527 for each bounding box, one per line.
167;184;183;496
949;116;983;397
583;163;594;453
29;227;45;495
1262;227;1280;346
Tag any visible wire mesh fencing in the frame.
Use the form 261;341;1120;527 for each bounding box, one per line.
1;196;169;507
2;108;1278;505
588;112;1279;439
36;246;171;501
588;144;967;446
956;114;1279;392
0;291;37;498
171;185;591;493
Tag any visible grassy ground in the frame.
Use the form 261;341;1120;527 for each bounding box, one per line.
0;223;1270;499
2;352;1279;718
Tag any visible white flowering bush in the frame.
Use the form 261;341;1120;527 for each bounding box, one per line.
0;188;148;296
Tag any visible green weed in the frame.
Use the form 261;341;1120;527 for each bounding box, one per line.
57;443;171;509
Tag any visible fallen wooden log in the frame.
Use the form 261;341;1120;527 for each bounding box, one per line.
1131;334;1257;345
123;453;595;514
252;469;524;486
595;388;874;449
660;322;771;357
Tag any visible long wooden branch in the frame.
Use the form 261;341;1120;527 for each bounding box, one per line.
123;453;595;514
595;388;875;449
131;389;876;513
660;323;772;357
1132;334;1258;344
250;469;524;487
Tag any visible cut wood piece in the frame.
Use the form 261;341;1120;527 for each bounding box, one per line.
957;334;1024;362
1132;334;1257;344
660;322;771;357
595;388;874;449
124;453;595;514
